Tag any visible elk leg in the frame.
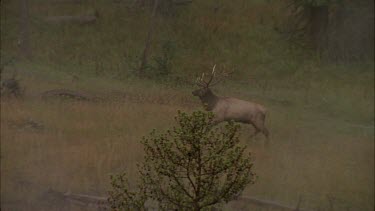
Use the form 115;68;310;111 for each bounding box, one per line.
251;122;270;147
254;114;269;139
250;117;269;141
262;127;269;139
212;115;224;125
249;129;260;138
262;127;270;146
212;118;220;125
249;122;260;138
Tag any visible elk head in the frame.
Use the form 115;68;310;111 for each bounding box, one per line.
192;64;231;98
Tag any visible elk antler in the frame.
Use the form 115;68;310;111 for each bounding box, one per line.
205;64;216;86
195;64;233;88
195;75;205;87
209;68;233;86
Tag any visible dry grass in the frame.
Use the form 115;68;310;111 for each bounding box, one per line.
1;99;189;210
1;72;373;211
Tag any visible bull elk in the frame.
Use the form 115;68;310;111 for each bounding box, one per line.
192;65;269;140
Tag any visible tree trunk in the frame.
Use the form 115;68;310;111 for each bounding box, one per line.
19;0;32;60
308;5;328;53
138;0;159;76
326;0;374;61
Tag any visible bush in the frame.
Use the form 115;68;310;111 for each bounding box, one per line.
149;40;176;78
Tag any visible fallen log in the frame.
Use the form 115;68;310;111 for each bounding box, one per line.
172;0;193;5
51;0;85;4
40;89;102;101
238;196;309;211
63;192;108;206
45;14;97;24
43;189;108;210
46;189;310;211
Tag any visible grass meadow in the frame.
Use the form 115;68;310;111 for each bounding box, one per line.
1;65;373;210
1;0;374;210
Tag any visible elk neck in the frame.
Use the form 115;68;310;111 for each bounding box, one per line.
199;89;219;111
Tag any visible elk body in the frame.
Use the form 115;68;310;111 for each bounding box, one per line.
192;66;269;140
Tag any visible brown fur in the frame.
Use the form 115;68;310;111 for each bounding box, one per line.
192;87;269;140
